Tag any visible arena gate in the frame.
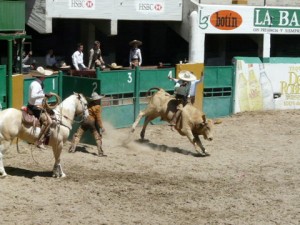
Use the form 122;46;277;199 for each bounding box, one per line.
203;66;234;118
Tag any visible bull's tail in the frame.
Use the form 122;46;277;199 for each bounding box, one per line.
146;87;162;97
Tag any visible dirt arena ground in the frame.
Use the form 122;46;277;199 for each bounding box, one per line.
1;110;299;225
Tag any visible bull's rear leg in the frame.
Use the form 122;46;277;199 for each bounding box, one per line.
131;110;146;133
140;116;155;140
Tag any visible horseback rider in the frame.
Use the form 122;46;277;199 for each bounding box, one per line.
69;92;106;157
168;70;196;127
27;66;54;149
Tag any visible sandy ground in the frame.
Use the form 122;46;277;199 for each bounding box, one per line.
1;110;300;225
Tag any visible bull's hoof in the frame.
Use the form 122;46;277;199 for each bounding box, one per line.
137;139;149;143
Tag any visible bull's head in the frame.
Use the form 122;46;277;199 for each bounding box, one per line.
196;115;213;141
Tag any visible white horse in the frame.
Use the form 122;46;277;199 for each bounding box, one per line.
0;93;89;178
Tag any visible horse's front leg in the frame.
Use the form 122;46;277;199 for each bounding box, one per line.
52;142;66;178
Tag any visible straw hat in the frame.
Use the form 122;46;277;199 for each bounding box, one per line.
90;92;105;101
109;62;123;69
178;70;196;82
32;66;53;77
59;62;70;69
129;39;142;46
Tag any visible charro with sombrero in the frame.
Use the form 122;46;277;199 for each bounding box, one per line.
28;66;55;149
129;39;142;68
169;70;196;127
69;92;107;157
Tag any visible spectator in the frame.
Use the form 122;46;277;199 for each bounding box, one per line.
129;39;142;68
45;49;58;69
22;50;34;73
88;41;105;69
72;43;86;71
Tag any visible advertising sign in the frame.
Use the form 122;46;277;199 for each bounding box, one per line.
199;5;300;34
69;0;95;10
234;60;300;112
136;1;164;14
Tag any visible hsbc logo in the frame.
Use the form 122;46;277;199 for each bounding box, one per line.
154;4;162;11
86;0;93;8
138;3;164;13
69;0;95;10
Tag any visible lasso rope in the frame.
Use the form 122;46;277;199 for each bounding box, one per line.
42;93;62;110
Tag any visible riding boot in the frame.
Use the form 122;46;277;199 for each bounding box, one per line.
69;126;84;153
170;103;183;126
36;113;52;147
96;139;106;157
92;129;106;157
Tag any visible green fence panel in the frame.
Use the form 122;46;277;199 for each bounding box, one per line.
203;66;234;118
62;75;101;99
23;75;59;105
97;69;135;95
0;65;7;109
0;1;25;31
140;68;175;92
102;104;135;128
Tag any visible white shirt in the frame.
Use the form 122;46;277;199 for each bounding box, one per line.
171;77;204;97
129;48;142;66
72;50;86;70
28;79;45;105
189;78;204;97
45;54;57;66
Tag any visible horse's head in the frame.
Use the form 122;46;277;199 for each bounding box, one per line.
74;92;89;119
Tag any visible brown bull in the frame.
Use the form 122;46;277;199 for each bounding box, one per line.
131;87;214;155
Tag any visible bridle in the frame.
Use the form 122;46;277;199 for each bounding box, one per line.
73;94;89;123
55;93;88;130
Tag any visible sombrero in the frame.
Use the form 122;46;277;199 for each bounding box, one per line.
178;70;196;82
32;66;53;77
59;62;70;69
90;92;105;101
109;62;123;69
129;39;142;46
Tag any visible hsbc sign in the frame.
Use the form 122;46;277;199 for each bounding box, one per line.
137;2;165;13
69;0;95;10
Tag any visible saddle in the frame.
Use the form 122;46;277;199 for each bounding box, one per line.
21;106;41;127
